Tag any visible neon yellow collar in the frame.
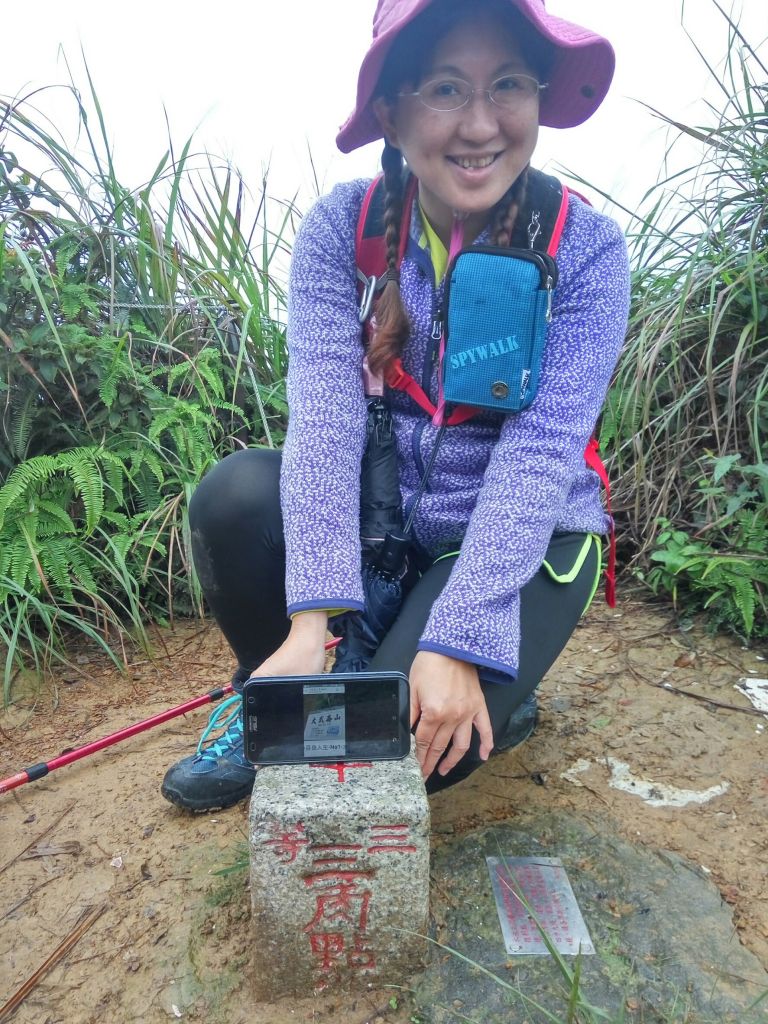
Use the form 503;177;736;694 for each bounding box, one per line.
418;202;449;282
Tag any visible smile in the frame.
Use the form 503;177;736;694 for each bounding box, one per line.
449;154;498;170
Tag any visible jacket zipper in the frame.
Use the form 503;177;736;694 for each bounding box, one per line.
404;241;442;521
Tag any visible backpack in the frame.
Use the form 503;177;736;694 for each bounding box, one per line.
354;169;616;606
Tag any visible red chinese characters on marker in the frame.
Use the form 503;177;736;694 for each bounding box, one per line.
262;820;310;863
260;818;419;990
367;823;418;855
310;761;373;783
303;839;375;990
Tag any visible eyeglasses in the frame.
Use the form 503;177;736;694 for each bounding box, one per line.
399;74;547;113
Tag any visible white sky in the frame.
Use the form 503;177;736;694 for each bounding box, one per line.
2;0;766;228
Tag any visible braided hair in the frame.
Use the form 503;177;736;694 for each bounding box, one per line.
489;167;530;248
366;142;411;376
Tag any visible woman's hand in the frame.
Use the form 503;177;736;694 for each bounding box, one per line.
248;611;329;679
409;651;494;780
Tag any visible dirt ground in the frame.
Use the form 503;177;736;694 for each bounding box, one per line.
1;588;766;1024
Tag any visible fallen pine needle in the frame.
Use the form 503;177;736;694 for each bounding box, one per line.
626;664;767;717
20;840;81;860
0;802;76;876
0;903;106;1022
658;681;766;717
0;876;58;923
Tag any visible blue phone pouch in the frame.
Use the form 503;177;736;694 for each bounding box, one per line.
442;246;557;414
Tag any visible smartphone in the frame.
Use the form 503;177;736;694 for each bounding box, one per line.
242;671;410;765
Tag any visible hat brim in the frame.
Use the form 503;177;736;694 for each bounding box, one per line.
336;0;614;153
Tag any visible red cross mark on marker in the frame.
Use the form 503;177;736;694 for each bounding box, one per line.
311;762;373;783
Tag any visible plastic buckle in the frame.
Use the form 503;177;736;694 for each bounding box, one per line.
386;358;408;390
358;274;377;324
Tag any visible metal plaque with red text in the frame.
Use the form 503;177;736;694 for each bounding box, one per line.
486;855;594;956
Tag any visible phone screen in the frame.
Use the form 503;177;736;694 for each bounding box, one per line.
243;672;409;764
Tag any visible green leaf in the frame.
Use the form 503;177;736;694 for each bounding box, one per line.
712;453;742;484
39;360;58;382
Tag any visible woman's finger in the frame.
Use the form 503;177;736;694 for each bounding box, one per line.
474;701;494;761
413;724;435;769
437;718;473;776
410;683;421;731
418;721;456;779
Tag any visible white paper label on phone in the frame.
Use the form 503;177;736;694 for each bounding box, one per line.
303;682;346;757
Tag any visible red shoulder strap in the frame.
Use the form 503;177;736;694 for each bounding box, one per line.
584;438;616;608
385;358;476;425
547;185;570;257
355;176;387;282
356;174;417;285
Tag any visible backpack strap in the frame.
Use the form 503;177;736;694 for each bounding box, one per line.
584;438;617;608
356;174;417;322
510;168;569;255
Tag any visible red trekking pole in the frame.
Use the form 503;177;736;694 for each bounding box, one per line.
0;638;341;795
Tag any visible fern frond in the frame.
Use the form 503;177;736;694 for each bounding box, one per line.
0;455;60;528
101;451;128;508
35;499;76;535
7;387;38;462
56;449;105;533
162;360;191;392
39;539;77;603
730;573;756;635
53;238;80;279
9;541;35;592
60;282;92;319
128;448;165;487
188;349;226;403
100;509;131;531
63;540;100;595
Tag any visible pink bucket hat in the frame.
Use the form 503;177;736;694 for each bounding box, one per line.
337;0;615;152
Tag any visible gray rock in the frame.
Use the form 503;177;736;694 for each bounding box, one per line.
548;695;573;714
413;810;768;1023
248;746;429;997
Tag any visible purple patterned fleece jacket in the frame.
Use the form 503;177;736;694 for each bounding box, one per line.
282;177;630;681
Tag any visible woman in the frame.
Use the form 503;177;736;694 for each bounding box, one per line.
162;0;630;812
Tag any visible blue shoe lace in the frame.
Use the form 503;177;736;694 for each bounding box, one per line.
196;695;243;763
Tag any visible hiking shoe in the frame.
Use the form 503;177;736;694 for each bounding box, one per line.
161;693;256;812
494;693;538;753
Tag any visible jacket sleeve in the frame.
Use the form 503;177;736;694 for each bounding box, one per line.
417;200;631;678
281;182;369;615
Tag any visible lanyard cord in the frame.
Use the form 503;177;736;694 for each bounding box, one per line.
432;215;467;428
403;420;448;536
401;214;466;538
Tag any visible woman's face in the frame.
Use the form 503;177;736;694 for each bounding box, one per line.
374;14;540;242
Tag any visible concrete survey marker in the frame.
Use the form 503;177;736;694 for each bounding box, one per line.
248;746;429;997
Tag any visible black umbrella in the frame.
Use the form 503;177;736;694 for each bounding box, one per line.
358;395;403;563
331;395;411;674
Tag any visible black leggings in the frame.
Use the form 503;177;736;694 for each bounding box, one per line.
189;448;599;792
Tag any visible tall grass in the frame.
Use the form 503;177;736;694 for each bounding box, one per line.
0;66;295;698
600;3;767;638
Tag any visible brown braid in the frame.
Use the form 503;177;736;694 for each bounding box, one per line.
490;167;530;249
366;142;411;376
